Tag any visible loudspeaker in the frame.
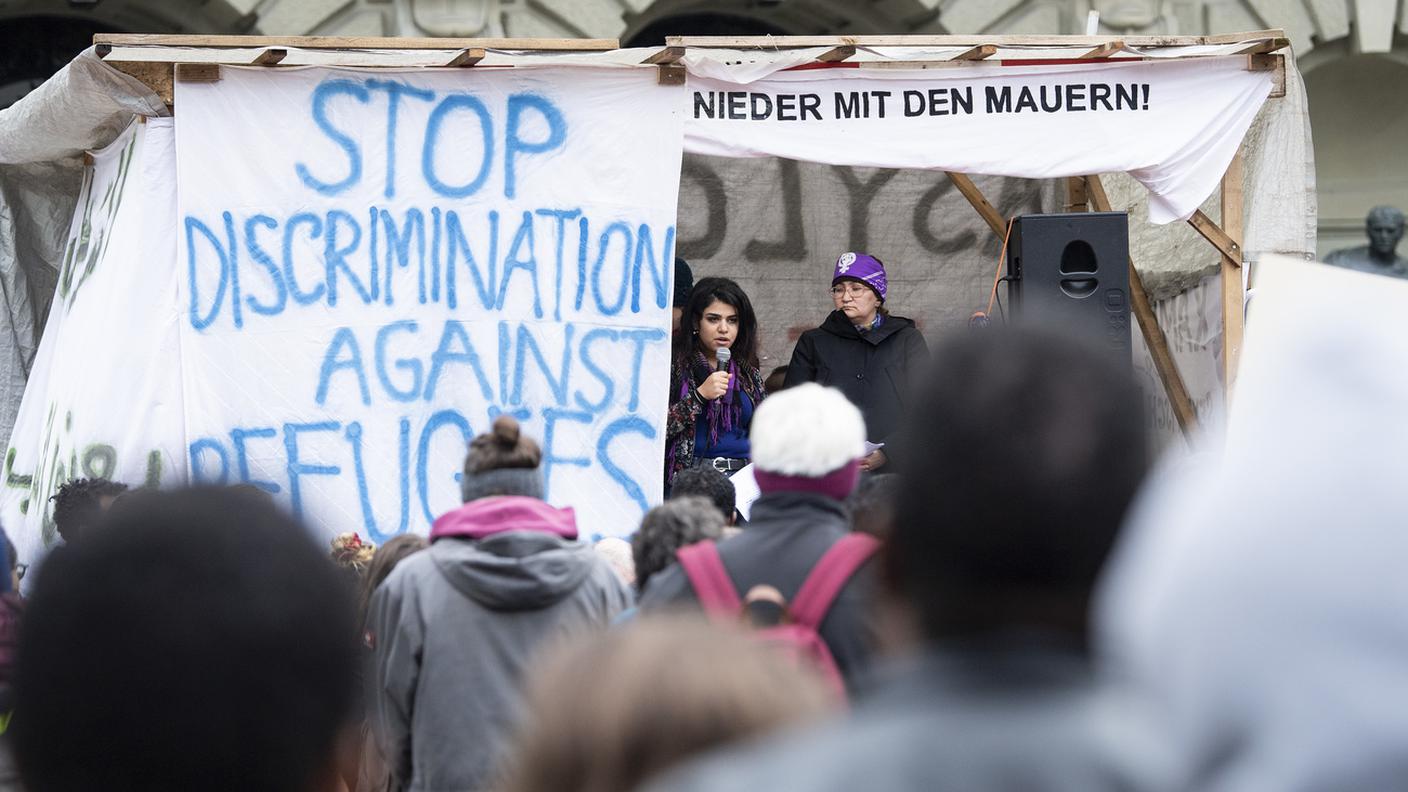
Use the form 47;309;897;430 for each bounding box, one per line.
1005;212;1131;364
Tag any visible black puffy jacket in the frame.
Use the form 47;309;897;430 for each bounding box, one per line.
783;310;929;451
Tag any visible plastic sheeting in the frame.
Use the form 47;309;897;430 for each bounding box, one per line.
0;48;167;449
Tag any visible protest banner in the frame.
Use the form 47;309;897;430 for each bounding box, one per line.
2;65;685;551
684;56;1273;223
173;66;683;542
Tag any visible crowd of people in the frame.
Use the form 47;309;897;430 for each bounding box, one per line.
0;248;1390;792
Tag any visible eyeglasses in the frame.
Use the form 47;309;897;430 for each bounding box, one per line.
830;283;871;298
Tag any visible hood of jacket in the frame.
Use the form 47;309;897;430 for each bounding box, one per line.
1095;260;1408;792
429;497;593;611
819;310;916;346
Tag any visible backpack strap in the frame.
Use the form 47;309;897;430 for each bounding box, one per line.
676;541;742;623
789;534;880;630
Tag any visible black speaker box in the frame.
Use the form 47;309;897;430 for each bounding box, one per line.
1005;212;1131;365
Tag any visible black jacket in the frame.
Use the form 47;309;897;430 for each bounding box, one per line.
783;310;929;450
638;492;878;690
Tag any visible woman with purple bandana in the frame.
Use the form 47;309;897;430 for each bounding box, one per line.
665;277;767;489
784;252;929;472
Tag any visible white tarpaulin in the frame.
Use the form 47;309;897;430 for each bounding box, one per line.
685;56;1273;223
172;66;683;542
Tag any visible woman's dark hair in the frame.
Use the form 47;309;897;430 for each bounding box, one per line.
673;276;760;369
357;533;428;630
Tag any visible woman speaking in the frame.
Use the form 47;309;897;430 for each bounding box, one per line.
784;252;928;472
665;277;766;489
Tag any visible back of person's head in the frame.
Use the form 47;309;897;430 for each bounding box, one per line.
13;487;357;792
667;465;736;524
750;383;866;501
634;496;726;592
461;415;544;502
891;327;1147;648
49;477;128;543
847;473;901;538
500;616;834;792
357;533;428;630
594;537;636;587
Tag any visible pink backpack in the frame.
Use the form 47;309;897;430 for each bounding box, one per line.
676;533;878;702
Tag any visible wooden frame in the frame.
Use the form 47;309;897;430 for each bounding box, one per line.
91;31;1279;436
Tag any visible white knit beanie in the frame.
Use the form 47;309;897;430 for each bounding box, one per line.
751;383;867;476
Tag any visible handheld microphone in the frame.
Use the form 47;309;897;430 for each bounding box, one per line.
715;347;732;372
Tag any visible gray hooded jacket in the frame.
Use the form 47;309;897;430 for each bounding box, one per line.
367;497;631;792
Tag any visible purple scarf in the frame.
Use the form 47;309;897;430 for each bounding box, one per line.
679;351;744;447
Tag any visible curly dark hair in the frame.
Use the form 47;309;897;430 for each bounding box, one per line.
50;478;129;544
633;496;725;593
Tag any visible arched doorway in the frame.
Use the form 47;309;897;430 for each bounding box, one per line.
1303;51;1408;259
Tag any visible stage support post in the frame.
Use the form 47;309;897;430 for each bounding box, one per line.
1219;151;1245;400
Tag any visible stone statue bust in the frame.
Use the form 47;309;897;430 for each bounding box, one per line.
1326;205;1407;278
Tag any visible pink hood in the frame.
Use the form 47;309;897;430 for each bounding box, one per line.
430;496;578;542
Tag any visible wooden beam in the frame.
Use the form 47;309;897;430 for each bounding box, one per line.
250;48;286;66
1248;53;1286;98
944;172;1006;238
643;46;684;65
657;64;686;86
1188;210;1241;261
1087;174;1199;437
1220;152;1246;396
816;45;856;62
666;30;1284;48
951;44;997;60
445;48;486;67
93;34;619;51
1065;176;1088;211
1078;40;1124;58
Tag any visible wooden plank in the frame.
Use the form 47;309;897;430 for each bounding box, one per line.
816;45;856;63
1078;40;1124;58
445;48;486;67
107;61;173;106
944;172;1007;238
1220;151;1246;396
1188;210;1241;261
251;48;286;66
951;44;997;60
1087;175;1199;437
642;46;684;65
93;34;619;51
1248;53;1286;98
175;63;221;83
1234;36;1291;54
667;30;1285;48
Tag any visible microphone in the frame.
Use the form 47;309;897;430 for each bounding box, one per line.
715;347;732;372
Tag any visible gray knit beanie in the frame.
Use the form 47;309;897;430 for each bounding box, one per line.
460;415;544;502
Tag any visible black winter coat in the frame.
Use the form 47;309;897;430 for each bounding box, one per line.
783;310;929;450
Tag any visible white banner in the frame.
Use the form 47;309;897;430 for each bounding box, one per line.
2;118;187;563
685;56;1272;223
174;66;683;542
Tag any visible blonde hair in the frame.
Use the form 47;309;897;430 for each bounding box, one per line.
500;616;836;792
328;531;375;571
